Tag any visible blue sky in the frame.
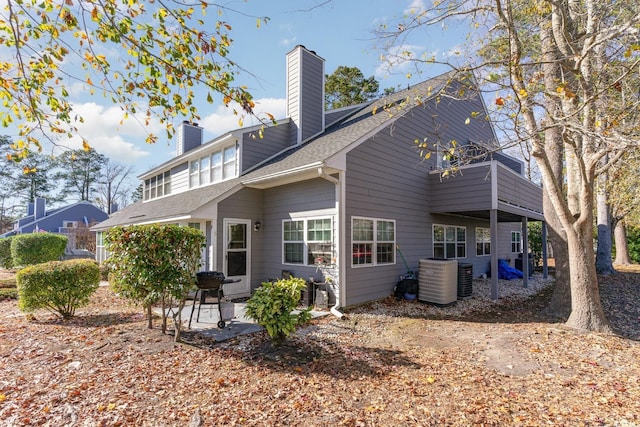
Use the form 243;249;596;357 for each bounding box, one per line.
12;0;468;178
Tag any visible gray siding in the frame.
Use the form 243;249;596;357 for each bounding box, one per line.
240;122;295;172
343;90;514;306
286;46;324;144
216;188;264;290
496;164;543;215
261;178;336;286
429;164;493;213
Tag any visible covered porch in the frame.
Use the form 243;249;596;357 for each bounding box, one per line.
429;160;547;299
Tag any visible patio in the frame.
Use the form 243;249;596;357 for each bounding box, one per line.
159;299;330;341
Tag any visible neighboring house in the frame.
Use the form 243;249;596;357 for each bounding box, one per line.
2;198;109;254
92;45;544;307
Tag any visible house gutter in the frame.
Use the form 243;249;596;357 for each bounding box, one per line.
318;167;345;320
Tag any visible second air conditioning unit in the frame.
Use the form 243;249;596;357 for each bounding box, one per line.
418;258;458;305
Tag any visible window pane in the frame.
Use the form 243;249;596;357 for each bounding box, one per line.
433;225;444;242
446;243;456;258
211;152;222;182
284;243;304;264
434;243;445;259
377;221;394;241
377;243;394;264
457;227;466;242
353;243;372;265
200;157;210;185
223;146;237;179
484;242;491;254
284;220;304;241
308;242;332;265
353;219;373;241
308;218;332;241
446;227;456;242
456;243;466;258
477;243;483;256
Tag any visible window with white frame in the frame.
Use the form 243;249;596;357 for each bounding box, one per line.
189;143;238;189
511;231;522;253
476;227;491;256
144;171;171;201
352;217;395;267
433;224;466;259
283;217;334;266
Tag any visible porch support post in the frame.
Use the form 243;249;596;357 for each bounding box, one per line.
490;209;499;300
542;221;548;278
522;216;529;288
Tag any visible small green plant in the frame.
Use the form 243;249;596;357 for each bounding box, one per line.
11;233;68;267
245;277;312;346
0;237;13;269
16;259;100;319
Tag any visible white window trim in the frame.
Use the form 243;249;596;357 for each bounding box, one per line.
511;231;522;253
282;216;335;266
476;227;491;257
433;224;467;259
351;216;396;268
189;142;238;189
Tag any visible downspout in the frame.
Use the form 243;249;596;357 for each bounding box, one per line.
318;167;345;319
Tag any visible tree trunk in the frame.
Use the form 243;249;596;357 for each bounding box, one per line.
539;15;571;319
595;172;615;274
613;219;631;265
146;305;153;329
565;222;612;333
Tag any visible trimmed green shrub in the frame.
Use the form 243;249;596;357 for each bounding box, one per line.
0;237;13;269
16;259;100;318
11;233;68;267
626;225;640;264
106;224;205;342
0;288;17;301
0;277;17;300
245;277;312;346
0;277;17;288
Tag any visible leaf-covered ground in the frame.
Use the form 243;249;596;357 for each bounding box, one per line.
1;268;640;426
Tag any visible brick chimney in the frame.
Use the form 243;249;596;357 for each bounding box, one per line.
286;45;325;145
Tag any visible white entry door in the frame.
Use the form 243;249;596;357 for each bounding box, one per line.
222;219;251;298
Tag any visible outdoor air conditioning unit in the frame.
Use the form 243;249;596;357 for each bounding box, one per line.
418;259;458;305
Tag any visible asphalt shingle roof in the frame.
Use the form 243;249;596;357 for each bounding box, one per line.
93;71;455;230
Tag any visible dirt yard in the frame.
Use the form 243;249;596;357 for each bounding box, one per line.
1;268;639;426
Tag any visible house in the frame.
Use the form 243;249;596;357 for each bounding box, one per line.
2;198;109;254
92;45;544;308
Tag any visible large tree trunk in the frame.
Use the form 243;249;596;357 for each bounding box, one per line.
540;18;570;319
613;219;631;265
565;221;612;333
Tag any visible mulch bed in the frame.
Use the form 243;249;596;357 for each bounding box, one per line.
1;268;639;426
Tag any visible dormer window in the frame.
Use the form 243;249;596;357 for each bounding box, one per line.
144;171;171;201
190;143;238;188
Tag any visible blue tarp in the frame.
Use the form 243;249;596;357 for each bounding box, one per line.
498;259;523;280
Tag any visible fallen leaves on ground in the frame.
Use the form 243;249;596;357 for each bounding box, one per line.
1;269;640;426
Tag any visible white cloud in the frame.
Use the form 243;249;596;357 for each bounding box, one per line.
375;43;427;77
60;102;156;164
403;0;427;16
279;36;297;47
